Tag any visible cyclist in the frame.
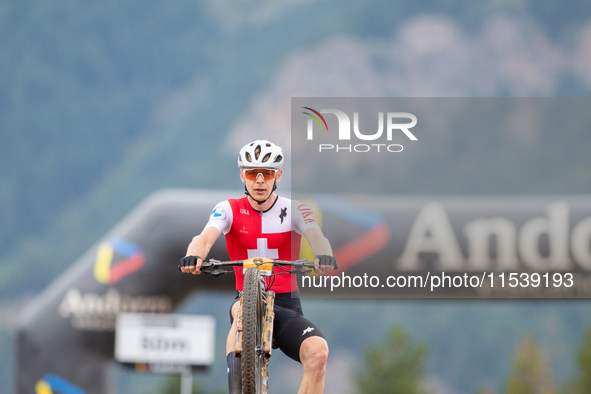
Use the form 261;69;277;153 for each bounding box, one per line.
179;139;337;394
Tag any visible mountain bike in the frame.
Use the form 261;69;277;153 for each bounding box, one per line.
200;257;317;394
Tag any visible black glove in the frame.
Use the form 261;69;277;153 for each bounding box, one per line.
315;255;338;270
178;255;201;271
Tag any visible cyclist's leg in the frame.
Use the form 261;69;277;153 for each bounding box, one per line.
274;312;328;394
227;297;241;394
298;336;329;394
227;298;240;354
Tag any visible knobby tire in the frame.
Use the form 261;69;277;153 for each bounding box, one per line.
241;267;264;394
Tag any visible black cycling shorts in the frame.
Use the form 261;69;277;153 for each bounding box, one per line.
229;290;324;363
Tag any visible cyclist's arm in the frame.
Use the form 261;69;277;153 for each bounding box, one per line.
182;226;220;275
303;227;335;274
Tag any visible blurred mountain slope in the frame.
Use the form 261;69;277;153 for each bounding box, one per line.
3;0;591;297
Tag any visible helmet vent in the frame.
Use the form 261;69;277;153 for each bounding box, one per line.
254;145;261;160
274;155;283;163
245;152;252;162
262;153;271;163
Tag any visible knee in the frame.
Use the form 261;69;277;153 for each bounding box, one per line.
300;337;329;375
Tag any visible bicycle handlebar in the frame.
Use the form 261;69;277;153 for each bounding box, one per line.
199;258;325;277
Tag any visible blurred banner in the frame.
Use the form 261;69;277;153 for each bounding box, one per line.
16;190;232;394
294;194;591;298
17;189;591;393
292;98;591;298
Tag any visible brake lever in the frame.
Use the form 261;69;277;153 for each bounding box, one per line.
210;269;226;277
290;268;313;275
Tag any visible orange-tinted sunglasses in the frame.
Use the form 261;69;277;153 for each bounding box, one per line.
242;168;277;181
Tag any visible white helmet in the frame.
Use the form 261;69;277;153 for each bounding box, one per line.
237;140;284;169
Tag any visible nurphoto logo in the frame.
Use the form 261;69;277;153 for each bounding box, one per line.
302;107;418;153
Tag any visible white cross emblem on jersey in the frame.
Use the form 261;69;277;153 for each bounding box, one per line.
247;238;279;259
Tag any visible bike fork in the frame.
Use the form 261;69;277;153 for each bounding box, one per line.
261;291;275;394
261;362;269;394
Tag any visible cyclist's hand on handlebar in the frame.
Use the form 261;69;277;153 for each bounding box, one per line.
179;255;203;275
314;255;338;274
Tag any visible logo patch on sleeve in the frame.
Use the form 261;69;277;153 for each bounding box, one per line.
297;204;316;224
210;206;226;220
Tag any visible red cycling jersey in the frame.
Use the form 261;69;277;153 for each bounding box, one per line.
204;195;319;293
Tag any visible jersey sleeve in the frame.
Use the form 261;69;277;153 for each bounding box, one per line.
204;200;233;235
292;200;321;235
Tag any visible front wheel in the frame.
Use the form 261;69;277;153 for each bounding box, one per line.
241;267;265;394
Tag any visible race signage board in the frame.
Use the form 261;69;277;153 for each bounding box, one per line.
115;313;215;367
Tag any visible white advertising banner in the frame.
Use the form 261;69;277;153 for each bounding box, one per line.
115;313;215;366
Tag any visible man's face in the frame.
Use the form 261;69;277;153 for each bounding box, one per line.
240;168;283;202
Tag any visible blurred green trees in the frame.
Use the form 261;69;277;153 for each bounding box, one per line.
574;327;591;393
472;329;591;394
561;327;591;394
503;338;556;394
354;326;591;394
356;326;430;394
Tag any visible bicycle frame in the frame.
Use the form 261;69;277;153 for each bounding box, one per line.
200;257;316;394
